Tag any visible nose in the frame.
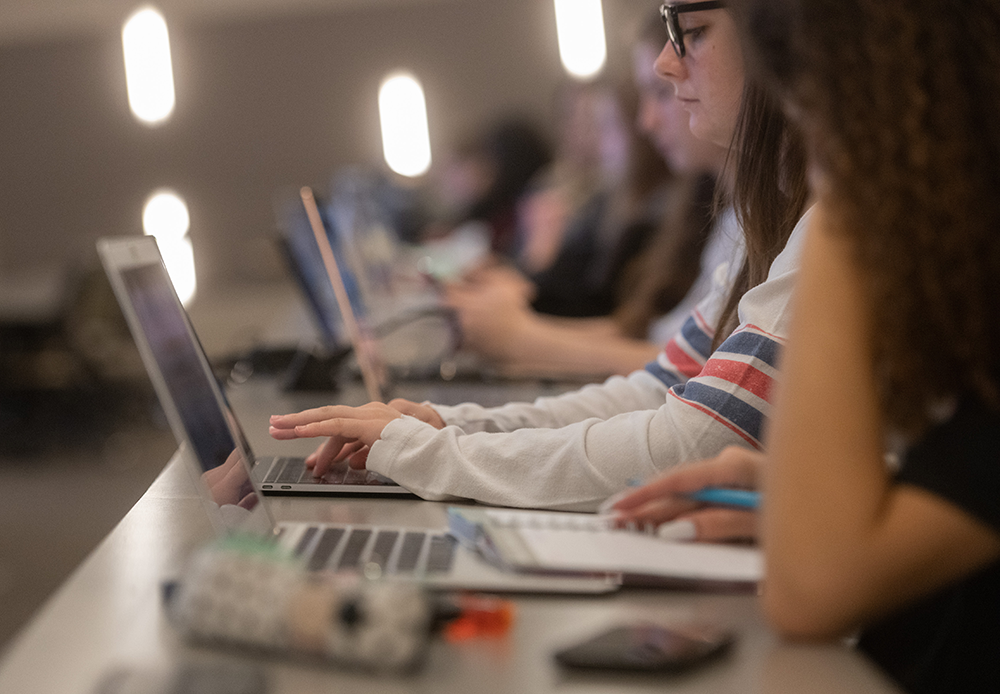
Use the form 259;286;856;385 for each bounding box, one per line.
654;40;685;83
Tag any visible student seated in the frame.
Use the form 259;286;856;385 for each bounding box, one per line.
515;78;656;320
426;118;552;259
612;1;1000;691
269;3;810;512
443;24;734;380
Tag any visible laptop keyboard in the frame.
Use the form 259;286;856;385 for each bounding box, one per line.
292;526;457;577
261;457;396;487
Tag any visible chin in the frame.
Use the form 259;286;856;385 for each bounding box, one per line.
694;124;728;148
687;114;709;141
686;114;726;149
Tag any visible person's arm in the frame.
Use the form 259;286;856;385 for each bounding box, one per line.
270;211;813;509
434;238;750;435
445;272;658;378
271;289;788;510
536;315;622;337
761;207;1000;639
488;312;661;379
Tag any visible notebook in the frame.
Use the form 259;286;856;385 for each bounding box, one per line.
448;508;762;588
98;235;410;496
98;235;617;594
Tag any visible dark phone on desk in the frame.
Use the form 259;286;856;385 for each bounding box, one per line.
554;622;734;672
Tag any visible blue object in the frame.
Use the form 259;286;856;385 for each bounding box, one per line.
687;488;760;509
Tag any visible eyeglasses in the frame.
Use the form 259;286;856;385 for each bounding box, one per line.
660;1;725;58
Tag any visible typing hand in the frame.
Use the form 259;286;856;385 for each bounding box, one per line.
269;403;404;476
611;446;763;542
387;398;446;429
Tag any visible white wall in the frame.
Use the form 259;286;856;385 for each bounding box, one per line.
0;0;642;289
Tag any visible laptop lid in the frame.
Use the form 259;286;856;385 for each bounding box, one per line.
273;187;374;353
98;236;276;537
274;192;343;351
300;186;388;402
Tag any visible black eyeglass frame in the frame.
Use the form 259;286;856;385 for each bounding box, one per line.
660;1;726;58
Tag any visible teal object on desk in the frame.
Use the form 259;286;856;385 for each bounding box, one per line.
687;488;760;509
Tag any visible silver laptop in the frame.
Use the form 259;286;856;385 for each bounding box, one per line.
299;185;467;402
98;235;411;496
98;235;616;594
299;183;598;401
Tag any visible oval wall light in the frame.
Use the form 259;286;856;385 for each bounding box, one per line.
122;6;176;125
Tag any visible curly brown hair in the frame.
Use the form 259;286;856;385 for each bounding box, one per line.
738;0;1000;434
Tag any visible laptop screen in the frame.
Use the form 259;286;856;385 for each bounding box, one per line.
120;263;236;474
275;191;368;351
103;238;273;535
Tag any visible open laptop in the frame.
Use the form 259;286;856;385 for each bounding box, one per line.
299;182;601;401
282;185;459;401
300;186;391;402
273;190;349;353
98;235;410;496
98;235;616;594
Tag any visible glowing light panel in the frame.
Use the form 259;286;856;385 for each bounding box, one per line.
122;7;176;125
554;0;607;79
378;72;432;177
143;190;196;305
142;190;189;240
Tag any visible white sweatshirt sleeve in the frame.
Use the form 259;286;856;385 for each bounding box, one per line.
430;369;670;433
366;208;814;511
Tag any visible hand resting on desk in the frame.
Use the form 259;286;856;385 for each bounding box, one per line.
611;446;762;543
269;398;445;477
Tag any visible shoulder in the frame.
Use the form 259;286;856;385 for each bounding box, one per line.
901;396;1000;532
732;205;819;337
766;204;817;280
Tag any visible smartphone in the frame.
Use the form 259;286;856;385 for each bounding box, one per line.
93;662;268;694
553;622;734;672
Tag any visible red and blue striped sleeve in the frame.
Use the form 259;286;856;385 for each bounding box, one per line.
644;308;716;387
646;321;783;449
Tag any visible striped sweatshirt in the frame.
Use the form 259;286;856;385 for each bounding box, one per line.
366;207;814;511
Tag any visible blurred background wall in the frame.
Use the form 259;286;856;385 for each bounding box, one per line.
0;0;641;291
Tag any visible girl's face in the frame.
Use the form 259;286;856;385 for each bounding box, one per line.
653;5;745;148
560;87;630;182
632;41;727;175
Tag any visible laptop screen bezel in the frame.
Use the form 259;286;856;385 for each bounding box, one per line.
98;235;276;538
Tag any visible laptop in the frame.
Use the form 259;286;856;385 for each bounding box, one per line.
298;186;389;402
273;189;349;353
98;235;617;594
281;184;459;401
300;181;600;400
98;235;410;496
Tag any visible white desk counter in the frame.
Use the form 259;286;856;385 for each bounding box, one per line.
0;379;904;694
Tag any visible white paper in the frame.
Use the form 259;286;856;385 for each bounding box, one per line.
480;509;762;583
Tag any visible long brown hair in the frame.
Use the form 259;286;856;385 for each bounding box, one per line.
613;173;717;337
638;10;810;349
712;79;810;348
740;0;1000;433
